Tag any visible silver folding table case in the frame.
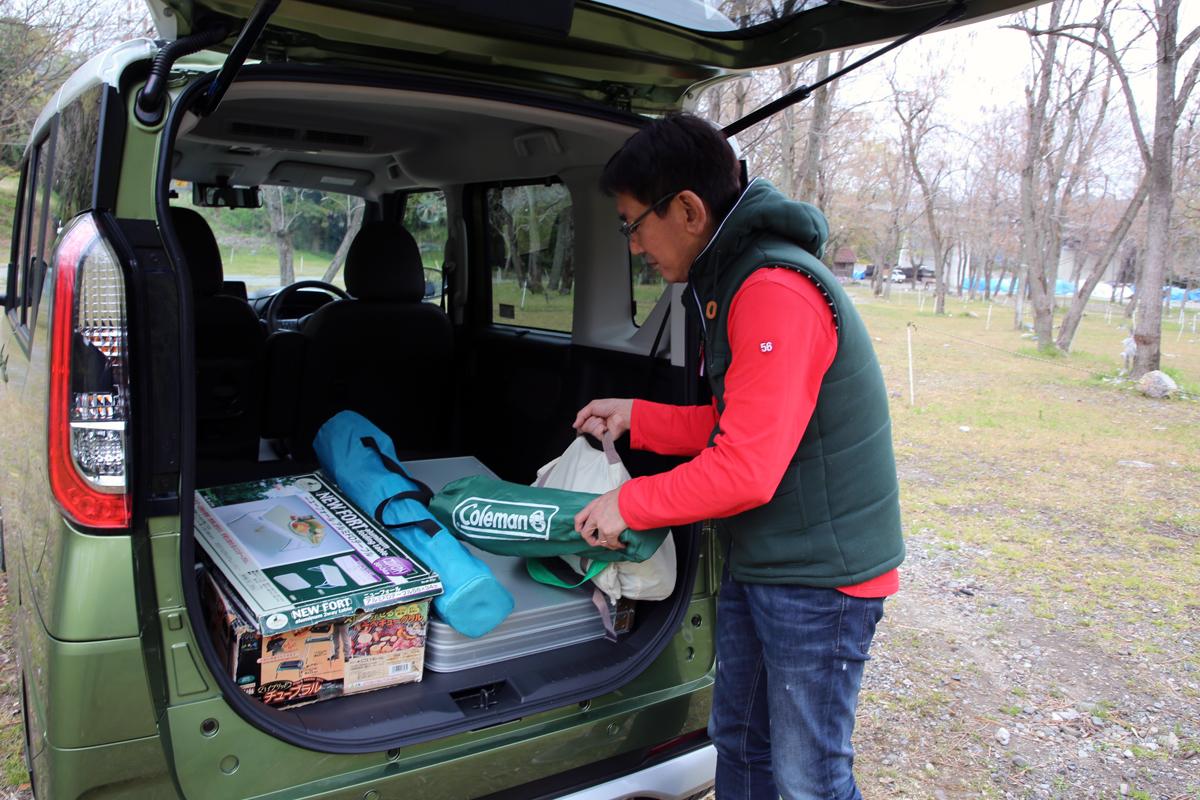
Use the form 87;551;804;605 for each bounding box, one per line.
400;456;608;673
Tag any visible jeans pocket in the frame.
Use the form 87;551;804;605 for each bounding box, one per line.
858;598;885;656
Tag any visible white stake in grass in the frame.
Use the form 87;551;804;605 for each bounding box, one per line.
986;303;994;330
906;323;916;406
520;279;528;309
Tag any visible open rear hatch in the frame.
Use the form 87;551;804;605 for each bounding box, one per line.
145;0;1042;114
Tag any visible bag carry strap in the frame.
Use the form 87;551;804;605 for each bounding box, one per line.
600;430;621;466
525;557;608;589
360;436;441;538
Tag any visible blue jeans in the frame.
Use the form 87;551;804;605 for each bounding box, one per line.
708;570;885;800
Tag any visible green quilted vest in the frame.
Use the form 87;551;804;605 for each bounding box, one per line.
684;179;905;586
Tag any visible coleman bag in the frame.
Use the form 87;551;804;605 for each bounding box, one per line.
430;474;668;565
313;411;515;638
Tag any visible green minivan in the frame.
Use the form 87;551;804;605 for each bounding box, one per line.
0;1;1029;797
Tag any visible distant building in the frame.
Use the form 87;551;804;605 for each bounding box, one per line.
832;247;857;278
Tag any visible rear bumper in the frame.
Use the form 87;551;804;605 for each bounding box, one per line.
557;744;715;800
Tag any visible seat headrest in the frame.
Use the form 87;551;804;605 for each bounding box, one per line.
344;222;426;302
169;207;224;296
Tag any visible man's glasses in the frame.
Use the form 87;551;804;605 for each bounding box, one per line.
619;191;679;240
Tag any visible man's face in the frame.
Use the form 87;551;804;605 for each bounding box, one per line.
615;191;708;284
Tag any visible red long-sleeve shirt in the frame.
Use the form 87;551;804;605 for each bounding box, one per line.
618;268;898;598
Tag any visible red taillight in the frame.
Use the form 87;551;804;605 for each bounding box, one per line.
48;215;131;529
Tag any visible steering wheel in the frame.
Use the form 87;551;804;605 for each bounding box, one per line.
264;280;351;333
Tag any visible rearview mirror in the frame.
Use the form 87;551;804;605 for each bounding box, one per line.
193;182;262;209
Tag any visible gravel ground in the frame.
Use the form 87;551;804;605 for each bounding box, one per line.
851;523;1199;799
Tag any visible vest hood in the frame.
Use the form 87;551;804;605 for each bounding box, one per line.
690;178;829;285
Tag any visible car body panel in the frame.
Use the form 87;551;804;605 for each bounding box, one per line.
30;736;176;800
163;677;712;800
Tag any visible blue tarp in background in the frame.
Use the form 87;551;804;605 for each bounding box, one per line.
854;269;1199;303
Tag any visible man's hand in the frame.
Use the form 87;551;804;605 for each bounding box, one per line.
573;398;634;440
575;488;627;550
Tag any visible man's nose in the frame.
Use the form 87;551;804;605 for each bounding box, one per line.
628;236;645;256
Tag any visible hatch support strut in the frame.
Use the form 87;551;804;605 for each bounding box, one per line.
197;0;282;117
723;1;966;138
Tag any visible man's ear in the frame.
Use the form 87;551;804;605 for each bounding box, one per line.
676;190;710;234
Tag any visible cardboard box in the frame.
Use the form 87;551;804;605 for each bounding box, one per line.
195;473;442;635
202;569;429;708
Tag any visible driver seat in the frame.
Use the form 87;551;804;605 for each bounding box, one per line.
286;221;454;459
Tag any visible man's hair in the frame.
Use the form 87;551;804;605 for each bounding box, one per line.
600;113;742;222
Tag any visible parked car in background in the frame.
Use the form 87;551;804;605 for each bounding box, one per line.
0;0;1038;796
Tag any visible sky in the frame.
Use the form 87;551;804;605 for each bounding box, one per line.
875;0;1200;126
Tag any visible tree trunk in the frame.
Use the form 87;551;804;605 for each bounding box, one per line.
547;211;573;293
776;63;797;199
799;54;832;202
1055;177;1148;350
1014;266;1028;329
321;199;365;283
263;187;295;285
523;186;544;292
1132;0;1180;377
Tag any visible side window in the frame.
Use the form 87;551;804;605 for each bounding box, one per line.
10;162;34;319
3;169;27;306
10;137;51;328
28;135;55;326
484;180;574;333
401;190;447;303
53;87;103;234
631;254;667;327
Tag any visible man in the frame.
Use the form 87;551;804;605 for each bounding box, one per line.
573;114;904;800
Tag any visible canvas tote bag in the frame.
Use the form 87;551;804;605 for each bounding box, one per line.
531;434;676;602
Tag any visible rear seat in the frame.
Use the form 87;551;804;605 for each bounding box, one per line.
170;207;267;462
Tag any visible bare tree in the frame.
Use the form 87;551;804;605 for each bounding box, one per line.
1045;0;1200;374
320;195;365;283
890;71;953;314
0;0;151;169
1009;0;1130;350
261;186;305;285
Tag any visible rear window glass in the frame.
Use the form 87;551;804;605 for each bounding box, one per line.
591;0;828;33
485;181;574;333
175;184;364;296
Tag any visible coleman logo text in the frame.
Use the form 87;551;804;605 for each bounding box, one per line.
452;497;558;540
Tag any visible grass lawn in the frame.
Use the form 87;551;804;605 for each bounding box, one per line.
855;283;1199;635
489;278;668;333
